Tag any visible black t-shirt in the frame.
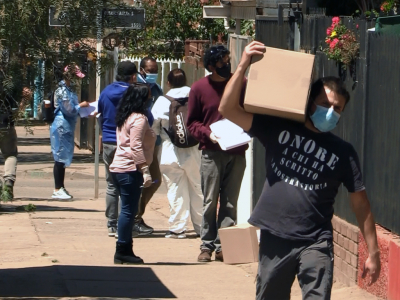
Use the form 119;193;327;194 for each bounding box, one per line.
248;114;365;242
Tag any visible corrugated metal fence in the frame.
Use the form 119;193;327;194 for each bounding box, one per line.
363;33;400;234
255;16;400;234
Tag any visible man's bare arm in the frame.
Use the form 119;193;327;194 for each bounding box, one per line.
350;190;381;285
219;41;266;132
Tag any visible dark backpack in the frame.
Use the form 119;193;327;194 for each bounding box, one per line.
163;95;199;148
40;91;56;123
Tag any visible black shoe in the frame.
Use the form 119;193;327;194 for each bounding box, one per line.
133;220;154;235
114;242;144;264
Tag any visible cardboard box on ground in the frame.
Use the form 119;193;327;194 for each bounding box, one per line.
219;223;260;264
244;47;315;123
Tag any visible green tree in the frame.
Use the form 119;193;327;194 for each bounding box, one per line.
0;0;127;123
123;0;227;59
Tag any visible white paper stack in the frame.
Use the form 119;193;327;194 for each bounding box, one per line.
210;119;251;151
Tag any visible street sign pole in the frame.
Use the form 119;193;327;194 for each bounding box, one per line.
94;8;102;199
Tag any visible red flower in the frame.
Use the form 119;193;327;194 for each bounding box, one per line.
356;24;359;29
330;38;339;49
327;27;332;35
332;17;340;25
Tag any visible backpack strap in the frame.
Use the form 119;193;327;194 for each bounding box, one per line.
164;95;175;102
164;95;188;104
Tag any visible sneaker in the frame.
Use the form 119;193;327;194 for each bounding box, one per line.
62;188;72;197
215;250;224;262
197;249;212;262
165;231;186;239
52;187;72;200
133;220;154;235
108;227;117;237
2;180;13;202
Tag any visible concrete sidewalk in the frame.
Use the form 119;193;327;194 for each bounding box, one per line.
0;126;381;299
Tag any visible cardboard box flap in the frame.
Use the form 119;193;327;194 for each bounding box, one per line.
244;47;315;123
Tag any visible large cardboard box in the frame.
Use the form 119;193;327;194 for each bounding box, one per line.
244;47;315;123
219;223;259;265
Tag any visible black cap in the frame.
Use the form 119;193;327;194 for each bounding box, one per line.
117;61;138;76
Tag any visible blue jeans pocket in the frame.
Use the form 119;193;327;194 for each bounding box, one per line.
114;173;132;186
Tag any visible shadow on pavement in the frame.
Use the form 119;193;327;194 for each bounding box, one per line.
11;152;94;164
135;230;199;240
0;204;102;214
12;197;97;202
145;262;202;266
17;137;50;146
0;265;176;298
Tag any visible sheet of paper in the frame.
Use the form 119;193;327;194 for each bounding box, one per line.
210;119;251;151
89;101;98;114
78;101;98;118
210;119;243;137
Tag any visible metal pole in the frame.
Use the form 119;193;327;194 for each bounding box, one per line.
235;19;241;35
33;59;44;119
94;116;100;199
114;46;119;79
94;7;102;199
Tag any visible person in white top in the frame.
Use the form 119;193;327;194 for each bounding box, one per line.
151;69;203;239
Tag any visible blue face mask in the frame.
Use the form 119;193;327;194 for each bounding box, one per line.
137;74;146;83
144;73;158;84
310;105;341;132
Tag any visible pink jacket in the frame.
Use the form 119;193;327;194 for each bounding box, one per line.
110;113;156;173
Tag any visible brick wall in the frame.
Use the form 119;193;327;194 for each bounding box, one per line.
333;216;400;300
332;216;360;287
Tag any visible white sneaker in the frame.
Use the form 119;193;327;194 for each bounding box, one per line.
108;227;117;237
165;231;186;239
52;187;73;200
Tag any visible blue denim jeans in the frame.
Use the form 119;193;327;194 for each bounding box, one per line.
111;171;143;244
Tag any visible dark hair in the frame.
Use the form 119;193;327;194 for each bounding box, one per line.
167;69;186;88
115;83;150;129
140;57;157;69
203;45;230;72
307;76;351;113
53;63;64;82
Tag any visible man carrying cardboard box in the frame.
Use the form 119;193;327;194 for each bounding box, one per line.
219;41;381;300
187;45;247;263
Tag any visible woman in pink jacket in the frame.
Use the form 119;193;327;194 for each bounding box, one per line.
110;83;156;264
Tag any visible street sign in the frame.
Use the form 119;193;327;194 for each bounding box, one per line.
102;8;145;29
49;6;145;30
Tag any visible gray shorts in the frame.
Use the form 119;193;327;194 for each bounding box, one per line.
256;230;334;300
